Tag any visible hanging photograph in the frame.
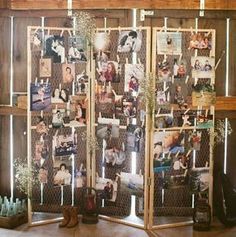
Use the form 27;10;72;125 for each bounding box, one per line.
94;32;111;62
124;63;144;96
197;113;213;129
126;124;144;152
75;164;87;188
30;82;51;111
157;59;172;82
36;116;49;135
38;167;48;184
62;63;75;84
52;132;77;157
170;82;188;109
44;35;65;63
157;32;182;55
153;153;172;173
122;95;137;118
191;56;215;78
104;145;126;167
96;83;113;105
53;159;72;186
156;88;170;106
39;58;52;78
68;36;87;63
69;96;87;127
153;131;185;160
155;113;173;129
189;32;212;50
51;87;69;104
188;131;202;151
189;167;210;193
30;29;43;51
96;61;121;83
117;30;142;53
173;58;187;79
95;176;118;202
34;135;49;167
52;108;65;128
96;117;120;140
120;172;143;196
75;71;89;95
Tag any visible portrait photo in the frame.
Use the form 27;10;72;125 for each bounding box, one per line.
189;32;212;50
44;35;65;63
157;32;182;55
62;63;75;84
30;82;51;111
155;114;173;129
170;82;188;109
68;36;87;63
36;116;49;135
38;167;48;184
95;176;118;202
117;30;142;53
104;144;126;167
197;113;214;129
188;131;202;151
34;136;49;167
96;61;121;83
53;132;77;157
51;88;69;104
52;108;65;128
75;71;89;95
173;58;187;79
191;56;215;78
156;88;170;106
30;29;43;51
96;83;113;105
122;95;137;118
124;63;144;96
53;159;72;186
39;58;52;78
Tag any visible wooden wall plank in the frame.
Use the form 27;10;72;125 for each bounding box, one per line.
13;17;41;92
0;17;10;104
0;0;8;8
0;116;10;196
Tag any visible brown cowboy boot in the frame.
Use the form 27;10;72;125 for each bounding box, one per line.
59;207;71;228
67;207;79;228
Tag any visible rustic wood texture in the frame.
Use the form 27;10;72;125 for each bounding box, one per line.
8;0;236;10
13;17;41;92
0;0;8;8
0;17;11;105
0;116;10;195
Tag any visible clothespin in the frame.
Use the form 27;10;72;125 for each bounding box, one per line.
184;108;190;115
60;30;64;37
99;112;102;118
46;78;49;85
178;53;182;63
185;75;189;84
139;169;142;176
116;55;120;63
35;77;38;86
125;58;129;64
118;26;121;33
59;83;62;91
40;79;44;85
138;58;141;65
67;30;72;37
175;150;180;158
186;150;192;157
40;110;44;118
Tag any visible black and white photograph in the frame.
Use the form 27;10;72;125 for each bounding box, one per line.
96;61;121;83
52;108;65;128
30;82;51;111
62;63;75;84
126;124;143;152
97;117;120;140
189;32;212;50
75;71;89;95
53;159;72;186
117;30;142;53
95;176;118;202
120;172;143;196
191;56;215;78
157;60;172;82
157;32;182;55
53;132;77;157
124;63;144;96
94;32;111;62
39;58;52;78
189;167;210;193
68;36;87;63
44;35;65;63
30;29;43;51
51;88;69;104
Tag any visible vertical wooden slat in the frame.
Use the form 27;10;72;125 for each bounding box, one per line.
0;17;10;104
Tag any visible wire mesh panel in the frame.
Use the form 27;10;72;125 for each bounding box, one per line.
28;26;89;224
92;27;150;227
151;26;215;227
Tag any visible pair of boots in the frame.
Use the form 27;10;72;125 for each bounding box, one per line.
59;206;79;228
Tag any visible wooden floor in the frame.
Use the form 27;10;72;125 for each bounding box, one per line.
0;218;236;237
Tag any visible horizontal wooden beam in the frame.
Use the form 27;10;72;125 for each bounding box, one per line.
7;0;236;10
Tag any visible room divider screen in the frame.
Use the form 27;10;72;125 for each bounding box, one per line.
26;24;215;229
